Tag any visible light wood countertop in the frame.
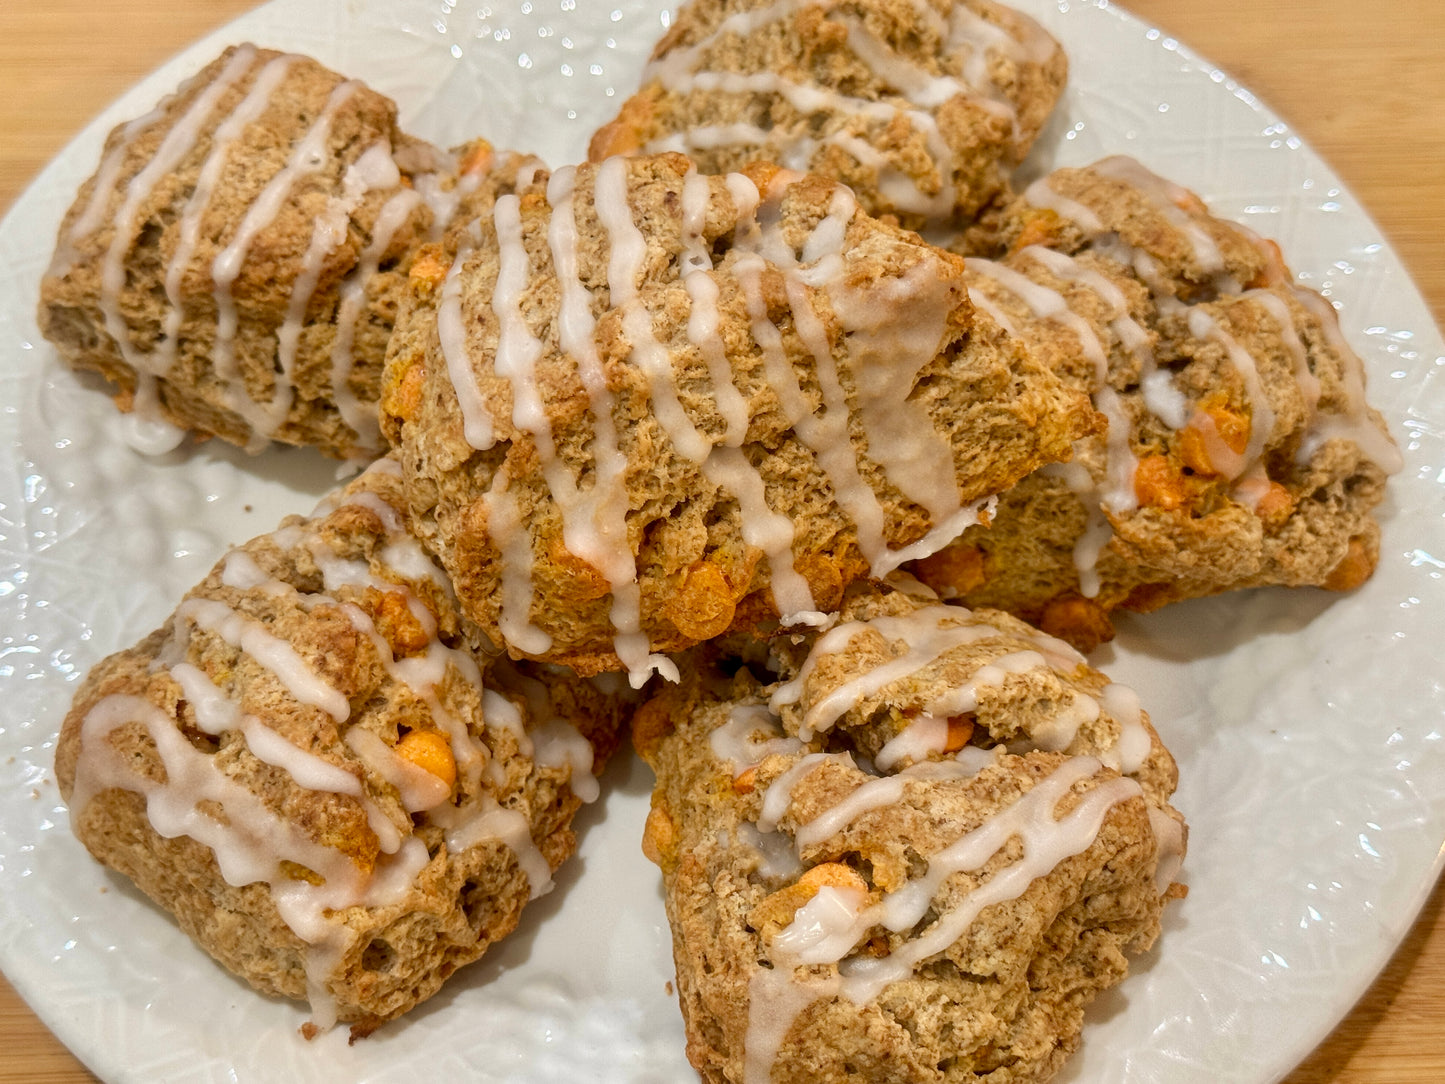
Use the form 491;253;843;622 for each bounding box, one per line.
1;1;1441;1080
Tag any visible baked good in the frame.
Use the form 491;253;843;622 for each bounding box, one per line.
54;457;630;1036
589;0;1066;231
634;579;1185;1082
37;44;498;459
909;156;1403;649
379;152;1096;680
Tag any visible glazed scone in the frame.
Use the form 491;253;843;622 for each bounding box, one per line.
54;458;630;1036
379;152;1096;681
589;0;1065;231
634;580;1185;1083
37;44;497;459
910;156;1402;649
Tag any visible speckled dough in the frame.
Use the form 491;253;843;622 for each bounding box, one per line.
909;157;1402;649
380;152;1095;680
54;459;631;1036
589;0;1066;231
634;580;1185;1083
37;44;500;459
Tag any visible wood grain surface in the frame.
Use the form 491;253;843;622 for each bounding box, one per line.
1;1;1441;1080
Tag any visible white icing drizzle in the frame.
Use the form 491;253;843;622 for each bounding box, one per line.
498;662;603;804
209;78;361;450
437;231;499;451
1186;306;1275;480
735;176;982;581
328;182;422;451
1148;806;1186;894
71;694;429;1032
737;821;805;882
545;165;675;687
1090;156;1225;276
874;713;950;771
1245;288;1320;422
176;597;351;722
772;882;871;962
529;718;599;803
1289;288;1404;473
483;479;554;657
344;727;451;813
1040;459;1113;598
596;158;713;462
95;47;261;441
743;966;840;1084
967;254;1140;515
1097;682;1153;776
770;606;999;739
50;98;172;277
758;753;843;833
743;755;1141;1079
710;704;806;773
444;796;553;899
785;757;1137;997
1013;157;1400;537
77;45;417;455
680;167;751;443
1022;173;1103;233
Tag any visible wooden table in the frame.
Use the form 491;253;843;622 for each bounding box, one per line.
1;1;1441;1080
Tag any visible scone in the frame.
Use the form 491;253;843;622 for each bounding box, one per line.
38;44;493;459
634;579;1186;1083
910;156;1403;649
54;458;630;1036
589;0;1066;231
379;152;1097;681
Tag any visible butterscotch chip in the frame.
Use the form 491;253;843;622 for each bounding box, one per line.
1321;533;1378;592
1039;595;1115;654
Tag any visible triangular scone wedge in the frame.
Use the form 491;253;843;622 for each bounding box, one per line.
912;156;1402;649
589;0;1066;231
634;579;1185;1083
381;153;1096;680
55;458;632;1037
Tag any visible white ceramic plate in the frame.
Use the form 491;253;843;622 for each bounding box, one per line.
2;2;1442;1081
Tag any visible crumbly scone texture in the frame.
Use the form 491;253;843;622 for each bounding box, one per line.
54;459;630;1035
36;44;475;459
634;580;1185;1083
380;152;1096;676
910;157;1400;650
589;0;1066;230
